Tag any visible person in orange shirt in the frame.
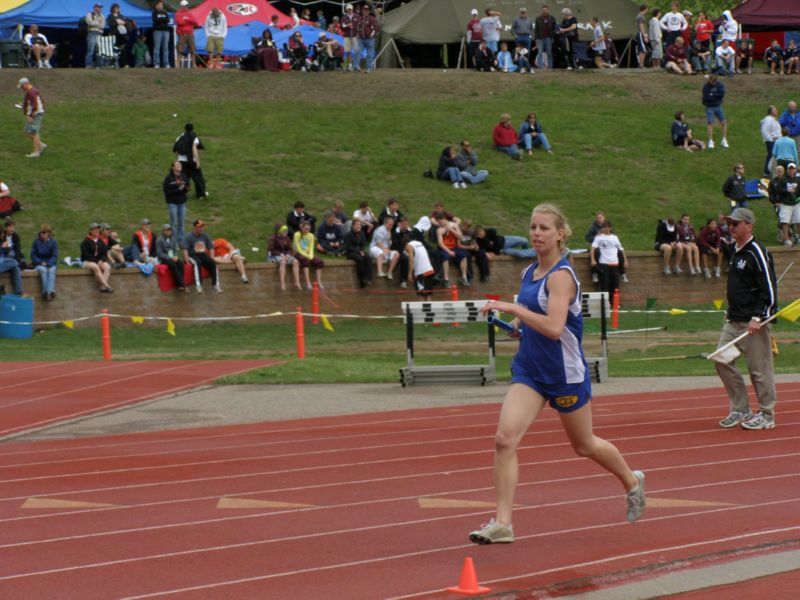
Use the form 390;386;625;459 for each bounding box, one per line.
213;237;249;284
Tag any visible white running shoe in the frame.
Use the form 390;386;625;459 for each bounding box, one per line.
740;412;775;430
626;471;646;523
719;411;753;428
708;139;715;149
720;138;730;148
469;519;514;544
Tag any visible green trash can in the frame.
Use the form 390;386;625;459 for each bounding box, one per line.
0;295;33;339
0;40;25;68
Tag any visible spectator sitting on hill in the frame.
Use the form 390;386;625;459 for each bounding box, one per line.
590;17;612;69
722;163;748;209
785;40;800;75
437;145;468;189
518;112;553;155
255;29;279;72
268;224;300;291
454;140;489;185
24;24;55;69
714;39;735;77
316;211;345;256
183;219;220;293
437;221;470;288
0;179;21;218
473;39;497;72
81;223;113;293
672;110;705;151
655;217;683;275
764;40;784;75
0;226;23;295
698;218;723;279
287;201;316;237
132;34;148;68
331;199;351;235
590;220;627;296
156;223;186;292
213;237;249;283
665;36;692;74
31;223;58;300
343;219;372;289
288;31;309;71
513;42;532;74
2;219;24;269
493;113;521;160
689;39;711;74
676;213;701;275
370;217;399;279
312;33;342;71
737;38;755;74
773;127;799;171
496;42;517;73
352;200;377;238
128;218;157;265
293;220;324;290
378;198;402;228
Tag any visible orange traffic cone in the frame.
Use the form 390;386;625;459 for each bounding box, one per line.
446;556;491;595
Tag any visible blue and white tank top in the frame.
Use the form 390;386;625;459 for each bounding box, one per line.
512;258;588;385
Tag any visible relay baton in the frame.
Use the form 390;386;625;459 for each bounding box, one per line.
487;313;515;333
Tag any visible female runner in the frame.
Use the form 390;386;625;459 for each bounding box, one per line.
470;204;645;544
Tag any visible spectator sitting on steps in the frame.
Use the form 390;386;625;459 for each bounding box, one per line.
183;219;220;293
213;237;249;284
268;224;300;291
655;217;683;275
293;220;324;290
80;222;113;293
316;211;345;256
370;216;400;279
156;223;186;291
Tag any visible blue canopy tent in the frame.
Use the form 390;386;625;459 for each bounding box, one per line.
0;0;153;29
194;24;342;57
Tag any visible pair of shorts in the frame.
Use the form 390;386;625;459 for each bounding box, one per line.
369;246;397;262
177;33;196;54
344;38;356;53
296;255;324;269
650;40;663;60
268;254;295;264
511;371;592;413
206;36;224;54
705;106;726;124
636;33;647;54
779;203;800;225
24;113;43;134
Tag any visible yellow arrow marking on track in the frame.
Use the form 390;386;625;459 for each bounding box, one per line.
418;498;497;509
648;497;737;508
22;498;118;509
217;497;316;509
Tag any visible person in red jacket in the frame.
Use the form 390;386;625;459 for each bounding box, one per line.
175;0;200;68
493;113;521;160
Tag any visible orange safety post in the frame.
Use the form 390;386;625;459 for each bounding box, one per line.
295;307;305;359
451;284;460;328
311;282;320;325
611;289;620;329
101;309;112;361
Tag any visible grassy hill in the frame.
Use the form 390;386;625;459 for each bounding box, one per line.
1;68;794;256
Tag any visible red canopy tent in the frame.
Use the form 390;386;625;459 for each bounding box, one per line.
185;0;295;28
730;0;800;30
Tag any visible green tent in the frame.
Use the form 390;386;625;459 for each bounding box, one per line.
378;0;642;67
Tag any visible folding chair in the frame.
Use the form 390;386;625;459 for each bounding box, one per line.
97;35;119;68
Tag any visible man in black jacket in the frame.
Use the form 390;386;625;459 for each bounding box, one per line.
714;208;778;430
534;5;556;69
722;163;748;209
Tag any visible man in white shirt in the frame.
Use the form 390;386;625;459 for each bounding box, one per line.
23;25;55;69
659;2;687;47
761;105;782;177
369;217;399;279
480;8;502;53
718;10;739;45
715;39;736;77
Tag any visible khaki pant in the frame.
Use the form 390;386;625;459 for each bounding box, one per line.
714;321;777;419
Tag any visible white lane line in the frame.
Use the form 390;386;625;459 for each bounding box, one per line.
3;384;797;461
0;361;138;394
12;495;794;597
2;452;798;552
5;397;797;472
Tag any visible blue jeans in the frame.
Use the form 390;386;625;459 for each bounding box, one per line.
168;202;186;244
460;170;488;184
515;35;531;54
495;145;520;158
716;57;734;76
690;56;710;72
535;38;553;68
153;30;170;67
0;258;23;295
502;235;537;259
520;131;551;151
358;37;376;71
439;167;462;183
487;40;498;53
764;141;775;176
516;57;532;71
86;31;100;67
34;265;56;294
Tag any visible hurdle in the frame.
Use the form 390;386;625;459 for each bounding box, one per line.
400;300;495;387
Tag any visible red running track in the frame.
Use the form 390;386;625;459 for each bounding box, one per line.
0;360;279;439
0;383;798;599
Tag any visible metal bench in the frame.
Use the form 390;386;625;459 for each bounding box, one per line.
399;300;495;387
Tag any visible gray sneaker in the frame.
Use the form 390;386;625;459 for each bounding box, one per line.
626;470;646;523
469;518;514;544
719;411;753;428
740;412;775;430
